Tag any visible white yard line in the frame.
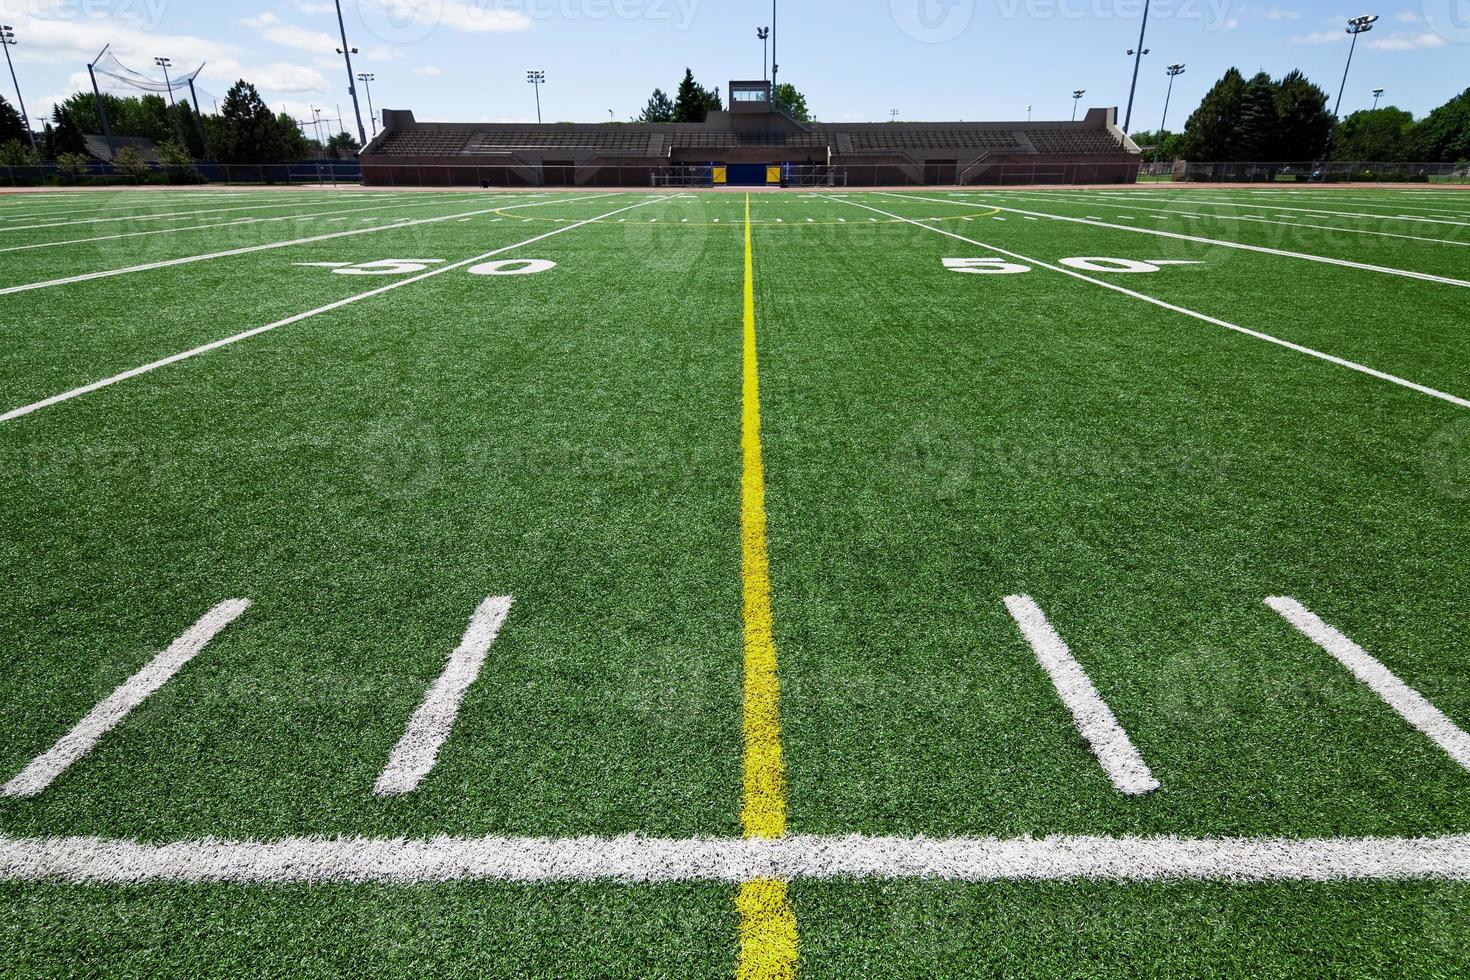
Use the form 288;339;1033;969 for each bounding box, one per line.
0;194;363;223
2;600;251;799
1;831;1467;884
0;196;383;232
0;194;612;296
0;196;667;425
0;197;528;255
1004;596;1159;796
986;191;1470;248
1266;598;1470;773
374;597;514;797
879;193;1470;289
821;195;1470;411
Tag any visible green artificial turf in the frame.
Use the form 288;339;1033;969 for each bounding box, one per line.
1;185;1468;975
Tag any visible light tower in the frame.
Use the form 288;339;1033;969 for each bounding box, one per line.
1334;15;1379;119
527;71;545;124
154;56;175;107
0;25;36;153
332;0;368;145
757;27;770;82
1372;87;1384;110
1152;64;1186;167
1072;89;1086;122
1122;0;1153;133
357;72;377;137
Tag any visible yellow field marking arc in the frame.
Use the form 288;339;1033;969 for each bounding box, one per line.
736;192;798;980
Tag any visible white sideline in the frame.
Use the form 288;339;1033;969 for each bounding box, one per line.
1266;598;1470;773
985;191;1470;249
1;832;1468;885
878;192;1470;289
1004;596;1160;796
0;196;402;232
0;193;610;296
0;196;666;425
1;600;251;799
0;196;530;255
819;195;1470;412
374;597;514;797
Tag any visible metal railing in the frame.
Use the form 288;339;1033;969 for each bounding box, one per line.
1141;160;1470;184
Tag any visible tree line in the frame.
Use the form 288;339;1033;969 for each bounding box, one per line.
0;79;361;177
636;69;811;124
1134;68;1470;165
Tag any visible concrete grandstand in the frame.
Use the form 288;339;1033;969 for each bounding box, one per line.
360;80;1141;187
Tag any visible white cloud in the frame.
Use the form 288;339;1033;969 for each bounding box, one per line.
253;63;333;93
1300;30;1346;44
1396;11;1422;23
414;65;443;75
1367;32;1449;50
1265;8;1300;20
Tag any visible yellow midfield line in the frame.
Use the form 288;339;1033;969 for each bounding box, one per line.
736;193;798;979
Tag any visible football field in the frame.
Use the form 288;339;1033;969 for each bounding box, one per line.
1;183;1469;977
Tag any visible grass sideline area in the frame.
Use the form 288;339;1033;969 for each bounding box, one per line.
1;185;1468;976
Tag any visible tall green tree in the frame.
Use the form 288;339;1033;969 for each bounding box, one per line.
1274;69;1333;160
1331;107;1415;161
1411;87;1470;162
638;88;675;123
1237;71;1279;160
0;95;25;146
49;104;89;157
773;83;811;122
215;80;277;163
673;69;717;123
1179;68;1247;161
326;130;361;159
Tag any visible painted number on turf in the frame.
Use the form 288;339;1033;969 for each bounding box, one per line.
942;257;1030;275
944;257;1200;275
467;259;557;276
296;259;447;275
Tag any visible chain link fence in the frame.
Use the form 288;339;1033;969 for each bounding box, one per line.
1140;160;1470;184
0;159;363;187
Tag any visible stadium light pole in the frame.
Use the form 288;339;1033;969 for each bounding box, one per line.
1333;15;1378;120
1071;89;1085;122
757;27;770;82
154;56;176;108
0;26;37;154
1154;63;1185;167
1372;87;1384;110
527;70;545;124
770;0;778;99
332;0;368;146
1122;0;1152;133
357;72;377;138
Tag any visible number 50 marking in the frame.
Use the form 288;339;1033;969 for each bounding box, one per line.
944;257;1200;275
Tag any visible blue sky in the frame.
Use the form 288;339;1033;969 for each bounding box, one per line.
1;1;1465;137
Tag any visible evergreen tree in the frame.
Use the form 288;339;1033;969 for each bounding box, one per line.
1274;70;1333;160
216;80;277;163
1331;107;1415;161
672;69;708;123
0;95;25;146
638;88;675;123
1411;87;1470;162
1237;72;1278;161
1179;68;1246;161
49;105;89;156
